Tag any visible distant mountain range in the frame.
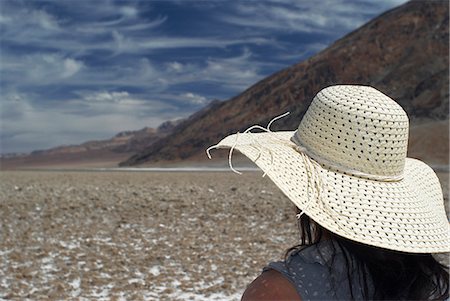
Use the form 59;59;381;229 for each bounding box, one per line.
2;0;448;170
1;120;181;169
120;0;449;167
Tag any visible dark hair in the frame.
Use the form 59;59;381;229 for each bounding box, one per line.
286;213;449;300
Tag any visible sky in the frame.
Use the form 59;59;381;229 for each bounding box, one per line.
0;0;408;154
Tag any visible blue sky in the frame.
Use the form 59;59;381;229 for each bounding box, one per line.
0;0;407;154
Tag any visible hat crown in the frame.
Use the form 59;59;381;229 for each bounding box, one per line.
294;85;409;180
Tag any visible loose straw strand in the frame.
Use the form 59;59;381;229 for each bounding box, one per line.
206;111;291;176
267;111;290;131
228;132;242;174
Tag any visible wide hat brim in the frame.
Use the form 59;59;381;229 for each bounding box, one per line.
216;131;450;253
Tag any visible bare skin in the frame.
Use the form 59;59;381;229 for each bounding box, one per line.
241;269;302;301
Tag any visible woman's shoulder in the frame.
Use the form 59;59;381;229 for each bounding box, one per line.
242;242;335;301
241;269;302;301
242;241;364;300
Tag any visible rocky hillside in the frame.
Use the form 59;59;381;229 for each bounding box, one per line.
1;120;182;169
121;1;449;166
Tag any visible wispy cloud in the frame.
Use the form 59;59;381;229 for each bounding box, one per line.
180;93;208;105
26;54;84;82
154;48;265;93
220;0;408;34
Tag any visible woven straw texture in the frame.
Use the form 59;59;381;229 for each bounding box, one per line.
294;85;408;180
214;85;450;253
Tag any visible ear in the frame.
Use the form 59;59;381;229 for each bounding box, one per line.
241;269;302;301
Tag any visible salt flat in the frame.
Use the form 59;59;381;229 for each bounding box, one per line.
0;171;299;300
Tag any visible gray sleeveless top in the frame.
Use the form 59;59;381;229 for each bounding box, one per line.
263;240;373;300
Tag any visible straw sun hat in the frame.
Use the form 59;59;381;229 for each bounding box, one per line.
207;85;449;253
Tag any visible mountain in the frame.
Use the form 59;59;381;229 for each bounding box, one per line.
1;120;182;169
120;1;449;167
111;120;181;153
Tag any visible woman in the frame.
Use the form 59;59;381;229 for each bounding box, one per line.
207;85;449;300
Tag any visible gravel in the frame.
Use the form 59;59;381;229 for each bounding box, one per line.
0;171;298;300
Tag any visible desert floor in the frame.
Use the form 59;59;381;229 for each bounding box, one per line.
0;170;448;300
0;171;300;300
